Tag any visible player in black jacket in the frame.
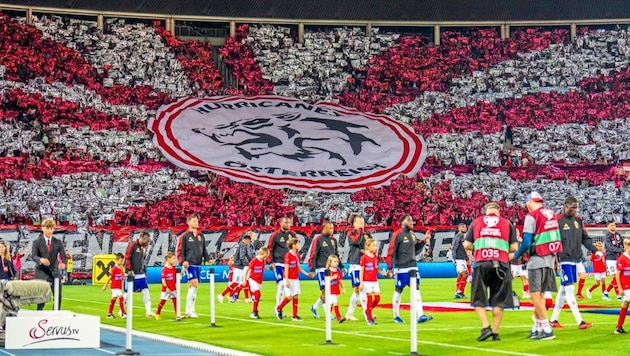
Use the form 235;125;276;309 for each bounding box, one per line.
345;214;369;320
308;222;338;319
267;217;297;310
549;196;598;329
125;231;153;316
604;221;624;300
176;216;210;318
387;214;432;323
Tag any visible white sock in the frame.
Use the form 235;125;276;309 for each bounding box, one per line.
541;319;552;333
313;298;323;309
563;285;583;325
393;291;402;317
186;287;195;314
276;283;285;309
359;291;367;309
531;316;539;332
550;286;566;322
141;288;152;314
414;288;425;316
347;292;358;316
189;287;197;313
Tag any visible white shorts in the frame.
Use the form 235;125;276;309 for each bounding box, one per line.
363;281;380;294
160;291;177;300
576;262;586;275
594;272;606;281
111;289;123;298
511;264;527;278
623;289;630;303
455;259;468;274
606;261;617;276
233;268;245;283
249;279;261;293
284;279;301;297
329;294;339;305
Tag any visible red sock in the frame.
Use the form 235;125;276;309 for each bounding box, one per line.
253;290;261;312
277;297;290;311
172;298;178;314
617;305;628;328
292;298;299;317
545;298;553;310
602;281;607;293
108;298;116;314
460;276;467;293
118;297;126;314
372;294;381;309
221;285;233;296
232;284;243;297
577;279;586;295
333;305;341;319
244;284;251;299
608;279;618;294
588;284;596;293
156;299;166;314
366;294;374;320
523;284;529;293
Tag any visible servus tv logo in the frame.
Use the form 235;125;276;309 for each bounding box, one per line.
26;319;80;346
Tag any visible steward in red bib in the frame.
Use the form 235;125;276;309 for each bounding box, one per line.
464;202;518;342
471;214;513;264
528;207;563;257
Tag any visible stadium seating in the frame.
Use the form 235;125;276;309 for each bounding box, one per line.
1;13;630;228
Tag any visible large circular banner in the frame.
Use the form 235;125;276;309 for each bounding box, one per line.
150;95;426;192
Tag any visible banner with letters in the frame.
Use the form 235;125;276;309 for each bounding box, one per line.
4;224;623;280
3;224;443;280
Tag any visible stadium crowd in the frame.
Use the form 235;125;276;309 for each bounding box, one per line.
0;13;630;230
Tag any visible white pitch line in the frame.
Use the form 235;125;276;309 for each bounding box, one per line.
66;297;617;356
96;348;117;354
198;314;543;356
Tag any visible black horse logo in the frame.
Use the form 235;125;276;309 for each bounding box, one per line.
192;113;380;166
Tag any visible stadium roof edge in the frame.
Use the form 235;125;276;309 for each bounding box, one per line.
1;0;630;23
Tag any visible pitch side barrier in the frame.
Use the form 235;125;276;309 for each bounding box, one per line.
1;224;626;281
145;262;459;283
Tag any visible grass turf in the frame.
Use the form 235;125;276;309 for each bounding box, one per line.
24;278;628;356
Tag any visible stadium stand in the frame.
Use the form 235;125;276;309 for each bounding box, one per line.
1;9;630;230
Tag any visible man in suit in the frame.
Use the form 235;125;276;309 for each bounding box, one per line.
32;218;67;310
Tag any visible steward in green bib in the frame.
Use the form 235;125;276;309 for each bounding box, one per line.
464;202;518;342
510;191;561;341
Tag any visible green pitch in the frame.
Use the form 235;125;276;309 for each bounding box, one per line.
25;278;627;356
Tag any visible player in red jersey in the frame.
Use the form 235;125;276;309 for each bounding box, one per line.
102;253;126;319
155;252;179;320
614;237;630;334
327;254;346;323
361;238;387;325
275;238;313;321
242;247;269;319
587;242;608;299
217;255;235;304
